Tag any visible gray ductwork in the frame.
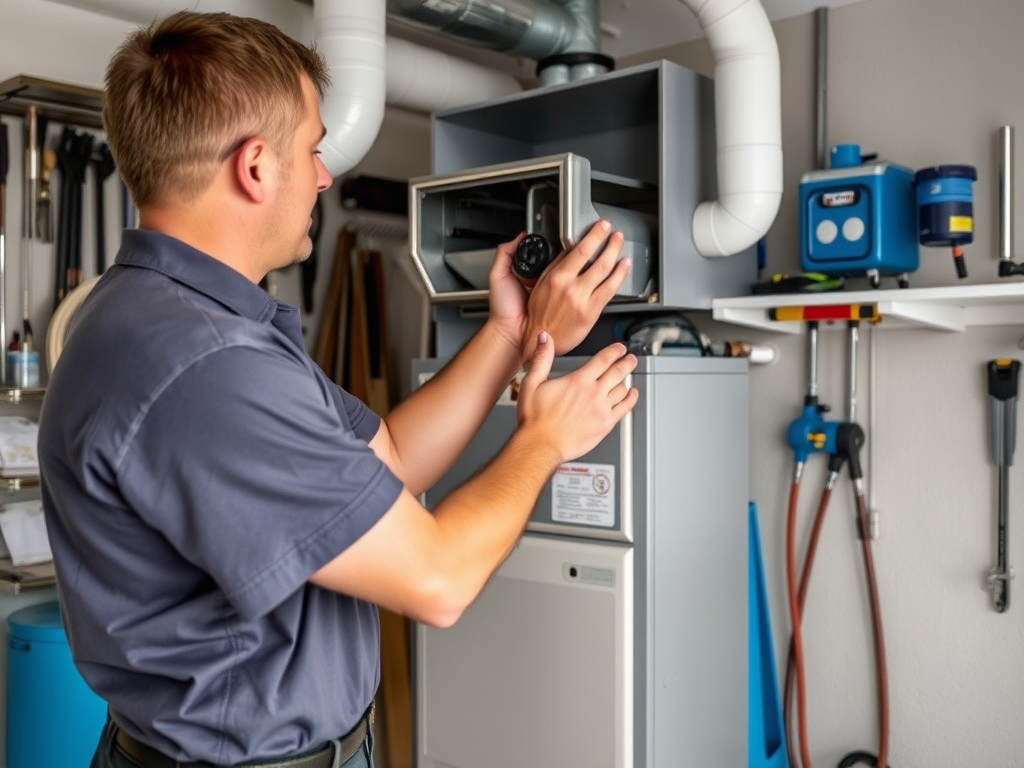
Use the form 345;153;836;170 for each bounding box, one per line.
392;0;783;257
41;0;781;253
387;0;607;85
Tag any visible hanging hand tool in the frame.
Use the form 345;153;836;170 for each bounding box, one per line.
92;143;115;274
54;127;74;308
0;121;8;383
986;358;1019;612
55;127;94;308
37;147;56;243
34;114;53;242
22;107;37;242
20;107;37;352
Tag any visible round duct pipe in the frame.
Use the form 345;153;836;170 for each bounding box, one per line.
681;0;783;257
41;0;523;177
386;0;610;85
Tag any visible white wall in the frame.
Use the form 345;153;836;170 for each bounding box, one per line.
4;0;1024;766
629;0;1024;765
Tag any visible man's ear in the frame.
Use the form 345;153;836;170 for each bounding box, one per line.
233;136;271;203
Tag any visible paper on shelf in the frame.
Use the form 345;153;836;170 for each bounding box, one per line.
0;416;40;477
0;500;52;566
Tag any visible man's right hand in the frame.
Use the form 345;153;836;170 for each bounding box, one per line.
312;332;638;628
515;331;639;464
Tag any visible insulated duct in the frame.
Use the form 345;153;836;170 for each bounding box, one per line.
389;0;781;256
681;0;782;257
387;0;607;85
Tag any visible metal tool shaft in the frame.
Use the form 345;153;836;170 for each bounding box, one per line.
999;126;1014;262
987;358;1019;612
995;464;1010;611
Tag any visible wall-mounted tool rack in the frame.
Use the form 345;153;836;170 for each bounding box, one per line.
0;75;103;130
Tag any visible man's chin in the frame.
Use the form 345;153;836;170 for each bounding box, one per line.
293;240;313;264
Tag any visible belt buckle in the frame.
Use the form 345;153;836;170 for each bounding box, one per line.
327;703;373;768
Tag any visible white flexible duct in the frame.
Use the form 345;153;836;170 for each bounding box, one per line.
385;36;522;113
315;0;387;178
42;0;523;176
681;0;782;257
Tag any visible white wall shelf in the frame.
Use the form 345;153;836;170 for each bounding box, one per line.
711;281;1024;334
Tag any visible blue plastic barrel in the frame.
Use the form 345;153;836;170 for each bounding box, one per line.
6;601;107;768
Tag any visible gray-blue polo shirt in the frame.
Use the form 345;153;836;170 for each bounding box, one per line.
38;229;404;764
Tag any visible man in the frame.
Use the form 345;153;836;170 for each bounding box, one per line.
37;11;637;768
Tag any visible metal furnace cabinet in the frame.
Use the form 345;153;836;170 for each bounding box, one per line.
412;59;757;311
413;355;750;768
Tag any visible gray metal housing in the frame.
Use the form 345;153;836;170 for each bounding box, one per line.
413;355;750;767
411;59;757;311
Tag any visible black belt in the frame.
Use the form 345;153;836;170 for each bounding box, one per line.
113;705;373;768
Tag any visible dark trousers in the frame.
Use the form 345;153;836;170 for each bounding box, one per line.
89;718;374;768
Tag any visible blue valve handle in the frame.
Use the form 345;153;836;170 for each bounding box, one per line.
787;402;840;463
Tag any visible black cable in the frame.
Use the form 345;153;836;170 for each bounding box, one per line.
618;312;710;356
837;750;891;768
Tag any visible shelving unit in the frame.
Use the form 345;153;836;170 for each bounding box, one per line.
711;281;1024;333
0;387;54;593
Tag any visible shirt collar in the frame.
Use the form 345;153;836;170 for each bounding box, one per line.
113;229;305;348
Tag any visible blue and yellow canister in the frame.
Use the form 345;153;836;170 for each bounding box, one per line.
913;164;976;278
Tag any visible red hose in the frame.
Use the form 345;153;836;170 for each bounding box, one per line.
855;491;890;767
784;476;813;768
785;480;890;768
783;484;832;768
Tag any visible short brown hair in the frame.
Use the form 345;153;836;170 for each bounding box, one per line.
103;11;330;207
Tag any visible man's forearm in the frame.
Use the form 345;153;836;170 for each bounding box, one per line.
421;425;562;624
380;320;523;494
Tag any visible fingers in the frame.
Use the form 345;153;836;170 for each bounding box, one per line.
590;342;636;378
564;221;629;278
520;330;555;397
536;220;632;308
496;232;527;259
490;232;527;278
561;219;613;273
585;342;639;401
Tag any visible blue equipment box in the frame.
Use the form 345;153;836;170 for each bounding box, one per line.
799;159;919;285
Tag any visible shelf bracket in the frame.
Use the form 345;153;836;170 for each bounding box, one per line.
876;299;966;332
711;305;803;334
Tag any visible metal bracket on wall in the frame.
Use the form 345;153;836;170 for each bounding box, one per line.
0;75;103;130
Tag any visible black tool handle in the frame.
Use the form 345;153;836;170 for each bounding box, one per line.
93;143;115;273
1;123;8;230
988;359;1020;467
0;122;8;184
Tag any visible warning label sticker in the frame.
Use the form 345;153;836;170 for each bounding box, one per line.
551;462;616;528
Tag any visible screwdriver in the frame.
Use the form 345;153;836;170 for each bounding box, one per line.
986;358;1019;612
1;121;7;382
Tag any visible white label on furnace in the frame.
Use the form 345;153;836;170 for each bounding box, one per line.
551;462;615;528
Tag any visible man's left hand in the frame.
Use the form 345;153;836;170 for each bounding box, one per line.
487;220;632;362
